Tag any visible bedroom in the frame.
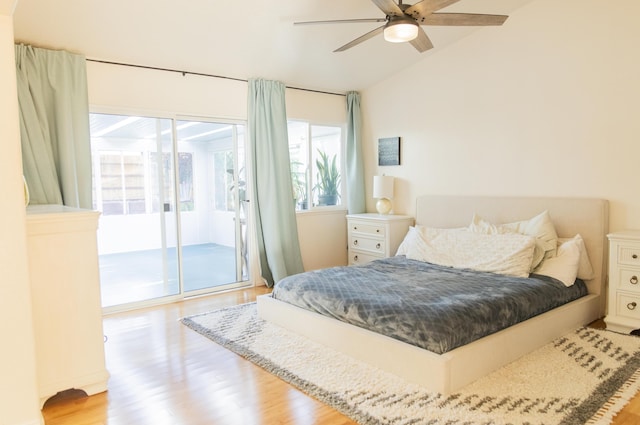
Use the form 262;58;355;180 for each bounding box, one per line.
1;0;639;424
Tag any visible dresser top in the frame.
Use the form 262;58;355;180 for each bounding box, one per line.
347;213;413;222
608;230;640;241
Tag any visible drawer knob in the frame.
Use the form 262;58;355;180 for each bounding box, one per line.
353;239;358;246
376;243;381;249
634;254;639;259
376;229;380;233
353;226;358;231
628;302;638;311
631;276;639;285
353;255;358;262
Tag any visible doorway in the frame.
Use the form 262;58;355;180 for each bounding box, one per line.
90;113;251;311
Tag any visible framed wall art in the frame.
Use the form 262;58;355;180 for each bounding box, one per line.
378;137;401;166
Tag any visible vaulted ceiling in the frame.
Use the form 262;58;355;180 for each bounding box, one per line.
12;0;534;94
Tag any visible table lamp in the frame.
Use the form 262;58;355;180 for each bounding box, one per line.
373;175;394;215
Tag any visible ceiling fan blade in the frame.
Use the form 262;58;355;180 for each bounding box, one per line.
334;25;385;52
410;27;434;53
421;13;508;26
405;0;461;21
294;18;386;26
371;0;404;16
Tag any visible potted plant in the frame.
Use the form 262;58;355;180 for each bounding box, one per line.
291;161;308;210
315;150;340;206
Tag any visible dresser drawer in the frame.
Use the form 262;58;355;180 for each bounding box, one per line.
349;250;382;265
350;235;384;254
349;221;386;237
618;245;640;266
617;293;640;320
618;268;640;291
346;214;413;267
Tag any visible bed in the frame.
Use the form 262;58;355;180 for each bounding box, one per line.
257;195;609;394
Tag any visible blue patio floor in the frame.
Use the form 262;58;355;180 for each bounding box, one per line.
99;243;243;307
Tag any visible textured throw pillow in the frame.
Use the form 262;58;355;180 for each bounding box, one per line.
396;225;466;256
556;234;595;280
534;238;581;286
469;210;558;271
396;226;419;256
405;226;536;278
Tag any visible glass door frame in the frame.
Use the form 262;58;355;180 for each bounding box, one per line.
91;109;257;314
174;115;252;299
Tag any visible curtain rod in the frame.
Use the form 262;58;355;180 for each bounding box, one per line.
86;58;346;97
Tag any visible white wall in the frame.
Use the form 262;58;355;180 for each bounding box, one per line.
361;0;640;233
296;209;348;270
87;60;346;125
0;7;42;425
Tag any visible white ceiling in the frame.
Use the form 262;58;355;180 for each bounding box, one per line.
12;0;534;94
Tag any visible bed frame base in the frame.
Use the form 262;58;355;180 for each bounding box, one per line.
258;293;600;394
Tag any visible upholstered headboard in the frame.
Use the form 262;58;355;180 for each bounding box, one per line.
415;196;609;308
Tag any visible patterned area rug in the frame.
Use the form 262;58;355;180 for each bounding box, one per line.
182;303;640;425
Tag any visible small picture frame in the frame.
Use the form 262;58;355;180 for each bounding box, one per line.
378;137;401;166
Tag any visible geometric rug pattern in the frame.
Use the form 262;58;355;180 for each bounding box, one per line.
183;303;640;425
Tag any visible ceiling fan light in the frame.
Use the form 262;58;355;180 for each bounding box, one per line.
383;19;419;43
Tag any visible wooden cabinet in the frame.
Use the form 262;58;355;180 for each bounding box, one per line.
26;205;109;406
604;230;640;334
346;213;413;265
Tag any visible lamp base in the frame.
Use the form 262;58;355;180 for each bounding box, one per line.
376;198;392;215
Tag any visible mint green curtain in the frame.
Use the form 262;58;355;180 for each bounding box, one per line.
346;91;365;214
248;79;304;287
15;44;92;208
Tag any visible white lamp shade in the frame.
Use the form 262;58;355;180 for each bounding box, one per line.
373;175;394;200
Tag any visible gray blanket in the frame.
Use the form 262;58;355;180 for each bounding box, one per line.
272;256;587;354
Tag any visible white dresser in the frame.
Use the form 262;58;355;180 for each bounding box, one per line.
26;205;109;406
604;230;640;334
346;213;413;265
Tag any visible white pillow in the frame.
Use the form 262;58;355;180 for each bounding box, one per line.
396;225;466;256
534;238;581;286
556;234;595;280
469;211;558;271
405;226;536;278
396;226;419;256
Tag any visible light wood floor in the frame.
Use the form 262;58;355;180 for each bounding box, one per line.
42;287;640;425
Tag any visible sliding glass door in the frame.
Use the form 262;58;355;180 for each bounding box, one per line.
90;113;250;310
175;119;248;295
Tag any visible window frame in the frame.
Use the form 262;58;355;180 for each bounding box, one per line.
288;120;346;212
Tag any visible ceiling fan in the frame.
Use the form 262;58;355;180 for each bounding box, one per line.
294;0;508;53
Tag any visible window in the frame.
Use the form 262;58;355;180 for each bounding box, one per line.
288;122;343;210
90;114;198;215
97;151;146;215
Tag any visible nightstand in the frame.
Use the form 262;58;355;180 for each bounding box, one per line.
346;213;414;265
604;230;640;334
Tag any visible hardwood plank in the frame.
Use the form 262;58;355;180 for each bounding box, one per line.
42;288;640;424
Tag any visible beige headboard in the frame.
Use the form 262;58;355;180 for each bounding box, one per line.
415;196;609;309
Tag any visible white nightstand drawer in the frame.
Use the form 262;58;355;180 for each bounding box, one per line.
617;293;640;320
618;268;640;291
618;246;640;266
349;251;382;265
605;230;640;333
350;235;384;253
350;221;385;237
346;214;413;266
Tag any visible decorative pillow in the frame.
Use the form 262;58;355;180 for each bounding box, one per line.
405;226;536;278
556;234;595;280
533;238;581;287
396;226;419;256
468;211;558;271
396;225;466;256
